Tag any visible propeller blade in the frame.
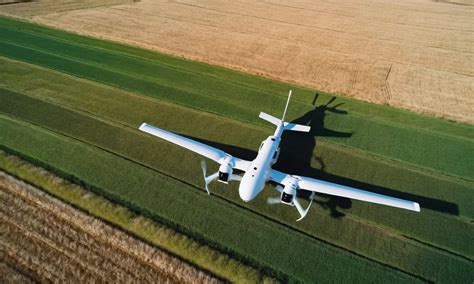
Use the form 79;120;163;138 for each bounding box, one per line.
201;160;207;175
205;172;219;185
230;174;242;182
267;197;281;205
275;185;284;193
200;160;218;195
294;197;313;222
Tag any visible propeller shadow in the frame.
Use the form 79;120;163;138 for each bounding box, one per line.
186;93;458;217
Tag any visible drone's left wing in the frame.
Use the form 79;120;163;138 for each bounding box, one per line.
139;123;251;171
270;170;420;212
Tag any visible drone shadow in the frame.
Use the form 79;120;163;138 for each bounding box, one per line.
188;93;458;218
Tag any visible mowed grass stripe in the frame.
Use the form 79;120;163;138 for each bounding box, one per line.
1;87;473;282
0;115;424;284
0;19;473;182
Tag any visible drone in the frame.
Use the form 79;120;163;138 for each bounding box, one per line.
139;91;420;221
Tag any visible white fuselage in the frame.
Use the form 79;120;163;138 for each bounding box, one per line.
238;124;285;201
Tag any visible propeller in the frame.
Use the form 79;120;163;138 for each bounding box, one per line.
266;184;316;221
200;160;218;195
267;196;281;204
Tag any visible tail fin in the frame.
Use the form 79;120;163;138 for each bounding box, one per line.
259;90;311;133
281;90;292;121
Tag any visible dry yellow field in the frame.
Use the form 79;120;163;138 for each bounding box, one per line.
1;0;471;123
0;171;218;283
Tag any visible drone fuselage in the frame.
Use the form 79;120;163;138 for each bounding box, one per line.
238;124;284;202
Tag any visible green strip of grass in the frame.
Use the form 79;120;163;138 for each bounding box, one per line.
0;150;274;283
0;17;473;182
0;115;421;283
1;85;473;282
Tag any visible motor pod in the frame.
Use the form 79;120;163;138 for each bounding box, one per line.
218;162;233;184
279;176;299;205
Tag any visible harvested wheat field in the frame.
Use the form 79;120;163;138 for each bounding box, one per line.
1;0;472;123
0;171;218;283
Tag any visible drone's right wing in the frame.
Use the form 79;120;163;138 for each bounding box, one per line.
271;170;420;212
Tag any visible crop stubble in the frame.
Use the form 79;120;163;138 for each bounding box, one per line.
1;0;472;123
0;171;218;283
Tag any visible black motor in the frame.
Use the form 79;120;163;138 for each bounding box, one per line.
218;171;229;182
217;163;232;184
281;192;294;203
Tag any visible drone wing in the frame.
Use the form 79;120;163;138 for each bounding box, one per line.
271;170;420;212
139;123;251;171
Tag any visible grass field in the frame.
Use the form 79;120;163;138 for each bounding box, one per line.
0;17;473;282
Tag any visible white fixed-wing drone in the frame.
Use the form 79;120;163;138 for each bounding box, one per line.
139;91;420;221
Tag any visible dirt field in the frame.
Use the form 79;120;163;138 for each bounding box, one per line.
0;171;218;283
1;0;471;123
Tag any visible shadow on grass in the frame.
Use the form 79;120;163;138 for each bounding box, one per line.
188;94;458;217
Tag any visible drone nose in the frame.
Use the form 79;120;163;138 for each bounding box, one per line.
239;189;253;202
239;181;255;202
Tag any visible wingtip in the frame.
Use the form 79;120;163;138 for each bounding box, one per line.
413;202;421;212
138;122;148;130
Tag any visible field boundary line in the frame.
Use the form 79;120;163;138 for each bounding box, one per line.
402;234;474;262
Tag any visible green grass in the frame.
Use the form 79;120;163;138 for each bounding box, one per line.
0;150;273;283
0;16;473;282
0;80;472;282
0;115;420;283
